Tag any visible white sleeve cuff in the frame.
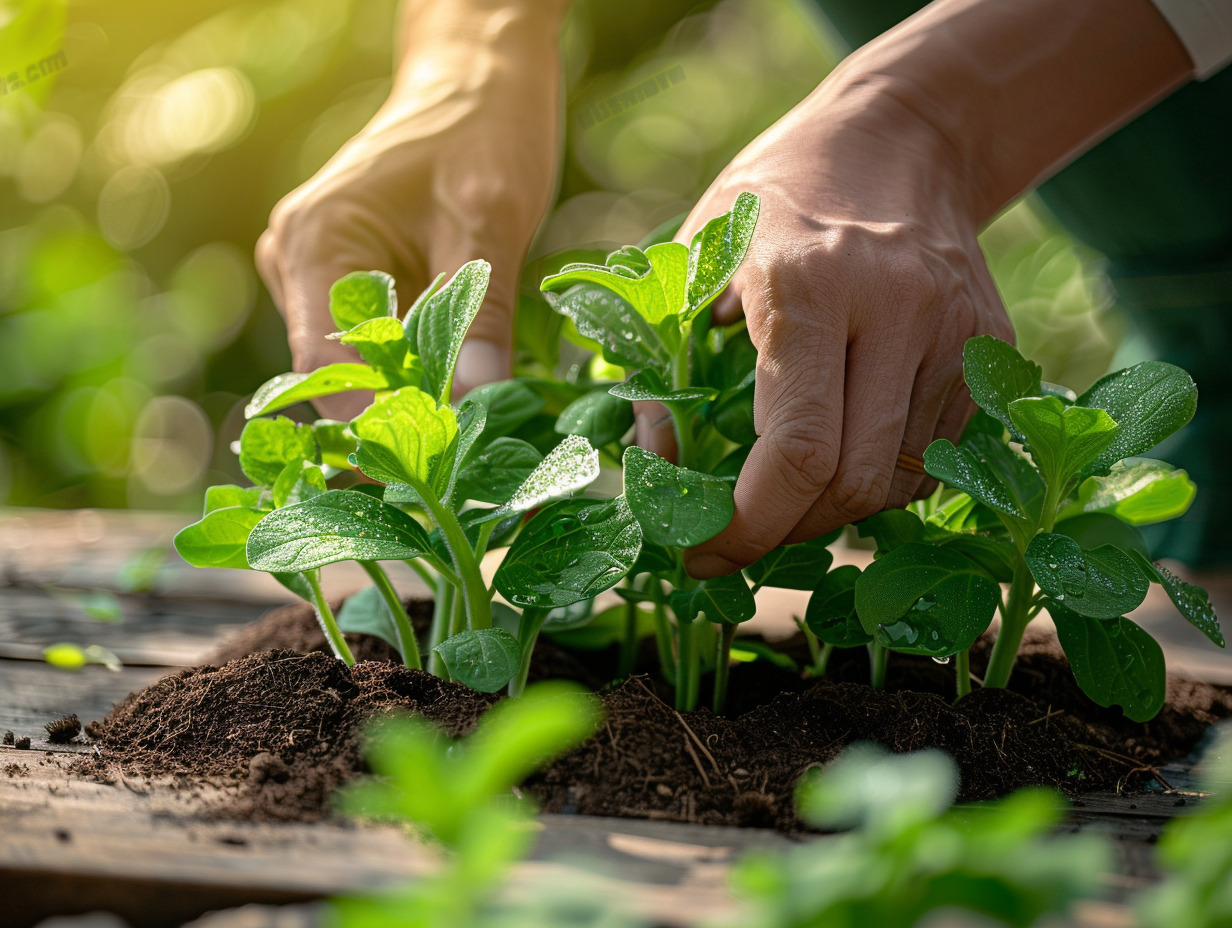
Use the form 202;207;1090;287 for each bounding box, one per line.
1150;0;1232;79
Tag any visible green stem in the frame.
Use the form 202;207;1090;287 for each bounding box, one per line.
360;561;420;670
304;570;354;666
984;557;1036;689
428;575;454;678
676;618;698;712
814;642;834;678
449;585;467;637
955;648;971;700
651;593;677;686
869;641;888;691
712;623;737;715
618;601;640;677
508;608;548;698
419;492;491;630
404;557;440;591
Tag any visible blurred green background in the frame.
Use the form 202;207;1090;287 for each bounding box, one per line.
0;0;1124;512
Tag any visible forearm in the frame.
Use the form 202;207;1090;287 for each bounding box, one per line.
813;0;1193;225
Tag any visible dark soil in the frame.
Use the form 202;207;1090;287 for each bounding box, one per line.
82;601;1232;831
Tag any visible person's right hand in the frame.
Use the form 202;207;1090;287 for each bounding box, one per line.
255;2;566;417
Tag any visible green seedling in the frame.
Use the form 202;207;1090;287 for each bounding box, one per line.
331;683;639;928
176;266;642;695
722;744;1109;928
542;193;841;713
847;335;1221;718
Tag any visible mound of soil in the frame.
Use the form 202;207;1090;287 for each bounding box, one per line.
82;601;1232;830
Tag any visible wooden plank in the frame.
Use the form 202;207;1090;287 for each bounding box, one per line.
0;659;165;743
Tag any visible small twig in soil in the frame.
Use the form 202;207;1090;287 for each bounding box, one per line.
671;709;721;776
1078;744;1175;792
679;731;712;789
1027;707;1066;725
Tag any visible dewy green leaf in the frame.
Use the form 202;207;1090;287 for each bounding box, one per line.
1054;512;1151;559
441;399;487;506
1007;397;1119;491
337;586;404;654
855;543;1000;657
335;317;422;386
541;241;688;325
546;284;672;371
174;507;265;569
329;270;396;331
454;437;542;505
684;191;759;320
246;489;433;572
856;510;924;555
312;420;359;471
806;564;871;647
555;388;635;447
962;336;1042;435
203;484;266;516
622;446;734;547
245;365;390;419
494;497;642;609
462;380;546;439
1025;533;1149;619
271;459;327;508
476;434;600;523
923;439;1028;519
238;417;317;487
609;369;716;404
432;628;521;693
1078;361;1197;471
415;260;491;404
745;534;837;591
401;271;447;355
1050;603;1165;722
1131;552;1224;648
1061;459;1196;526
351;388;459;497
672;573;756;625
933;533;1017;584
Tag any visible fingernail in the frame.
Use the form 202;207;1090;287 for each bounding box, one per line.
684;551;742;580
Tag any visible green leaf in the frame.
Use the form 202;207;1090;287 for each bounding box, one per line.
462;380;547;439
1131;552;1223;647
745;534;838;591
923;492;1005;536
1025;533;1150;619
609;369;716;404
246;490;433;572
432;629;521;693
671;573;756;625
334;317;422;386
237;417;317;487
245;365;390;419
1007;397;1119;491
555;388;635;447
962;336;1042;435
933;533;1017;584
805;565;869;647
312;420;358;471
684;191;759;320
544;284;672;370
494;497;642;609
541;242;688;325
174;507;265;569
708;381;757;446
475;434;600;523
351;388;459;497
329;270;396;331
401;272;447;354
855;543;1000;657
441;399;487;506
203;484;266;516
271;459;327;508
1050;603;1165;722
542;599;595;632
415;260;491;404
1078;361;1197;471
1054;512;1151;559
454;437;543;505
337;586;403;653
923;437;1034;520
856;510;924;555
1061;459;1196;526
622;445;734;547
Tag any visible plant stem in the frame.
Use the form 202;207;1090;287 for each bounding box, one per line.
815;642;834;678
428;575;454;678
670;322;695;468
360;561;421;670
449;585;467;637
508;608;548;698
419;491;491;630
304;570;354;666
984;557;1036;689
955;648;971;700
403;557;438;591
651;593;677;686
793;617;832;677
712;623;737;715
869;641;888;691
618;601;640;677
676;618;698;712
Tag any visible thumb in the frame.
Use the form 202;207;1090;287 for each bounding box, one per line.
633;401;678;464
453;337;511;400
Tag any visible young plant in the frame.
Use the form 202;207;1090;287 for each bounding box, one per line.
851;335;1222;718
175;266;643;695
722;744;1109;928
542;192;841;713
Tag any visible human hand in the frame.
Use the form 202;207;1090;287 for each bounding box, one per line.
255;2;564;417
675;79;1014;578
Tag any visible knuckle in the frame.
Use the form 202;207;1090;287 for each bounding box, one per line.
825;460;893;523
765;419;838;496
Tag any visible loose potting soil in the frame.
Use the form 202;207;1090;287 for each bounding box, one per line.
82;601;1232;831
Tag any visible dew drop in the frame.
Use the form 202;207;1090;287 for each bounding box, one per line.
932;656;951;665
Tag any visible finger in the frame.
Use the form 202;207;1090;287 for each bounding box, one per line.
710;284;744;325
685;296;846;578
255;230;286;314
779;328;917;545
633;401;678;464
882;350;965;510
